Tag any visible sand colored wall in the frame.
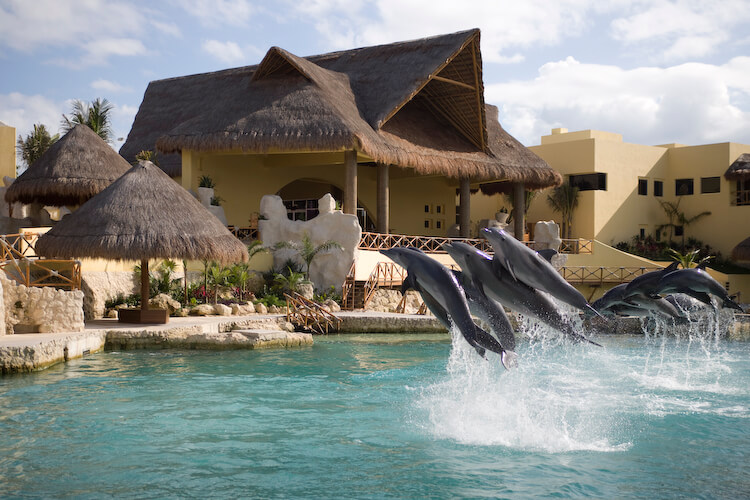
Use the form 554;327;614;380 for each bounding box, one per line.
0;123;16;180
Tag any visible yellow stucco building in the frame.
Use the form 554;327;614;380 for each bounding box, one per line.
525;128;750;258
0;122;16;180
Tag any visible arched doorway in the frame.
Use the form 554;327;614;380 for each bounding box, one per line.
276;179;375;230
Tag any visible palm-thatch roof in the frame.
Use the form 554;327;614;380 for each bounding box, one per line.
725;153;750;181
732;236;750;262
6;124;132;206
121;29;561;188
35;160;248;263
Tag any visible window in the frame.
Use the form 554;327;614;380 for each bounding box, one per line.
424;204;431;213
638;178;648;195
283;198;319;221
674;225;684;237
655;228;661;241
701;176;721;194
654;180;664;197
436;219;443;229
569;173;607;191
639;227;646;239
424;219;431;229
675;178;694;195
737;179;750;206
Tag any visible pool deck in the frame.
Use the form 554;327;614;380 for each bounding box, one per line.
0;312;445;375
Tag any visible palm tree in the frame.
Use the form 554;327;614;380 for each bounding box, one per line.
207;262;231;304
16;124;59;170
504;189;537;225
666;248;712;269
657;199;711;250
61;97;114;144
274;233;343;281
546;184;580;239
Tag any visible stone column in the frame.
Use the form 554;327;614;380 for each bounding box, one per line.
513;182;525;241
376;163;389;233
459;178;471;238
181;149;195;191
343;150;357;215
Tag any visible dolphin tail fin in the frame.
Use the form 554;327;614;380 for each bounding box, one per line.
501;350;518;370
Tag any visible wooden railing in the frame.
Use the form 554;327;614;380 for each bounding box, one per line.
341;262;357;310
560;266;662;285
358;231;593;255
284;291;342;334
227;226;259;241
0;233;82;290
362;262;408;309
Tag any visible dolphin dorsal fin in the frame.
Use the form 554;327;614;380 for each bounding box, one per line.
665;261;680;272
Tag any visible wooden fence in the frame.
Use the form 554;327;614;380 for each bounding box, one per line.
0;233;81;290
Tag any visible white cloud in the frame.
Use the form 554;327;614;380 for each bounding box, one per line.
0;92;65;141
91;79;132;93
611;0;750;62
177;0;255;26
202;40;246;64
486;56;750;147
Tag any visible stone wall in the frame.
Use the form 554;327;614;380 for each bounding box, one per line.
81;271;139;320
1;273;84;334
259;193;361;292
365;289;423;314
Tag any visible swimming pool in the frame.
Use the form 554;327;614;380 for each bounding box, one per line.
1;330;748;498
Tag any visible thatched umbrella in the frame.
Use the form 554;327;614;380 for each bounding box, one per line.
5;124;132;207
36;160;248;323
725;153;750;181
731;236;750;263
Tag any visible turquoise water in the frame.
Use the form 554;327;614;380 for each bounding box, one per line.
1;330;749;499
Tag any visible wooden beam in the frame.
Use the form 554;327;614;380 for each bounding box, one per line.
513;182;525;241
470;39;486;152
343;150;357;215
377;163;390;234
459;178;471;238
431;75;475;91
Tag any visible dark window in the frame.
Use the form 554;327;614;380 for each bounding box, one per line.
639;228;646;239
424;220;430;229
436;205;442;214
675;178;694;195
738;180;750;206
674;225;684;237
655;228;661;241
424;204;430;213
654;180;664;197
436;220;442;229
638;179;648;195
701;176;720;194
569;173;607;191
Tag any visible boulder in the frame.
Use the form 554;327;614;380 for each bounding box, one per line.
297;282;314;300
80;271;138;320
255;303;268;314
190;304;215;316
322;299;341;312
268;305;281;314
214;304;232;316
534;221;562;252
149;293;181;314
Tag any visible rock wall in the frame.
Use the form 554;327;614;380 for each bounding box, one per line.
259;193;361;292
1;273;84;334
365;289;423;314
81;271;139;320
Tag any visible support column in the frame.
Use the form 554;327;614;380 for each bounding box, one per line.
513;182;525;241
140;259;150;311
181;150;195;191
459;178;471;238
343;150;357;215
376;163;389;233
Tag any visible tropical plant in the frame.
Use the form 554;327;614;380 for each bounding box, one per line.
210;195;223;207
206;262;232;304
135;149;159;165
272;268;306;295
229;262;252;301
666;248;713;269
505;189;537;225
198;175;215;188
133;259;181;298
656;199;711;250
546;184;580;239
16;124;59;170
274;233;343;281
61;97;115;143
247;240;268;262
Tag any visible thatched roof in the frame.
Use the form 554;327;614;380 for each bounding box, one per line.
35;160;248;263
732;236;750;262
6;125;131;206
121;29;560;188
725;153;750;181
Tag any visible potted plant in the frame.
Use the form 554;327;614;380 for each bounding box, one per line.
197;175;215;206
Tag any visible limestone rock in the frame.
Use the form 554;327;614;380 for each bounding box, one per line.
268;305;281;314
231;303;241;315
297;282;314;300
214;304;232;316
534;220;562;252
149;293;181;314
1;273;84;334
175;308;189;317
365;289;421;314
322;299;341;312
106;309;118;318
190;304;215;316
81;271;138;320
255;303;268;314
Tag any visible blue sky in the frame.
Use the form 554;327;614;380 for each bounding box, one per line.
1;0;749;160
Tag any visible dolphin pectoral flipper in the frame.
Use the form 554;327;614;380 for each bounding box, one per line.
401;272;416;295
585;303;607;320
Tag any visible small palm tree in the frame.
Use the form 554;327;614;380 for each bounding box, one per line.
16;124;59;170
666;248;712;269
273;268;306;295
207;263;232;304
546;184;580;239
61;97;114;144
274;233;343;281
657;199;711;250
135;150;159;166
230;263;252;301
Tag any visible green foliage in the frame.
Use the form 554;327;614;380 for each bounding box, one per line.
104;293;140;309
546;184;580;239
210;195;223;206
254;294;286;308
247;240;268;262
61;98;114;143
206;261;232;304
198;175;215;188
133;260;181;299
135;150;159;166
656;199;711;250
274;233;343;280
16;124;59;170
272;268;305;295
666;248;712;269
314;285;342;304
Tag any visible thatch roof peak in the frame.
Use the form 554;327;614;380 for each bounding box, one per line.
6;124;131;206
35;160;248;263
725;153;750;180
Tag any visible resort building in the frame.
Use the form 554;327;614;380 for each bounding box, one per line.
526;128;750;258
120;29;560;240
0;122;15;180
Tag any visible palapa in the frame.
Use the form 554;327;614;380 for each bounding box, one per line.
724;153;750;181
731;236;750;262
36;160;248;322
5;124;132;206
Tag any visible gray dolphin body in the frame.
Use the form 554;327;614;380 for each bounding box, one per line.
444;242;599;345
380;247;512;365
656;268;743;312
665;293;712;313
623;262;680;298
591;283;629;314
481;228;600;317
624;292;689;323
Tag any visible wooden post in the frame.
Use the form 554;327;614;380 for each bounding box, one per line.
513;182;525;241
344;150;357;215
181;150;195;191
459;178;471;238
376;163;389;233
141;258;150;311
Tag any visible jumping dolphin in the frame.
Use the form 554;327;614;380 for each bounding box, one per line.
444;242;600;346
623;292;690;323
381;247;512;365
655;268;744;312
481;228;601;318
623;261;680;298
665;293;712;314
590;283;630;314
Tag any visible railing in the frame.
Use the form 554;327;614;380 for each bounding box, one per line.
358;231;593;255
362;262;408;309
560;266;662;285
284;291;342;334
341;262;356;310
0;233;82;290
227;226;259;241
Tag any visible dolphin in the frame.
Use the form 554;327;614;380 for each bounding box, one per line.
655;268;743;312
590;283;630;315
623;261;680;298
481;228;601;318
381;247;512;365
623;292;690;323
665;293;713;313
444;242;600;346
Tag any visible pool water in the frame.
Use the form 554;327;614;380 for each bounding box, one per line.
1;330;749;499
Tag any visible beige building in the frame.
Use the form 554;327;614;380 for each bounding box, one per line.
525;128;750;258
0;122;16;180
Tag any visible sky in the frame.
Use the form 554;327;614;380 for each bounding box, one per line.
1;0;750;163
